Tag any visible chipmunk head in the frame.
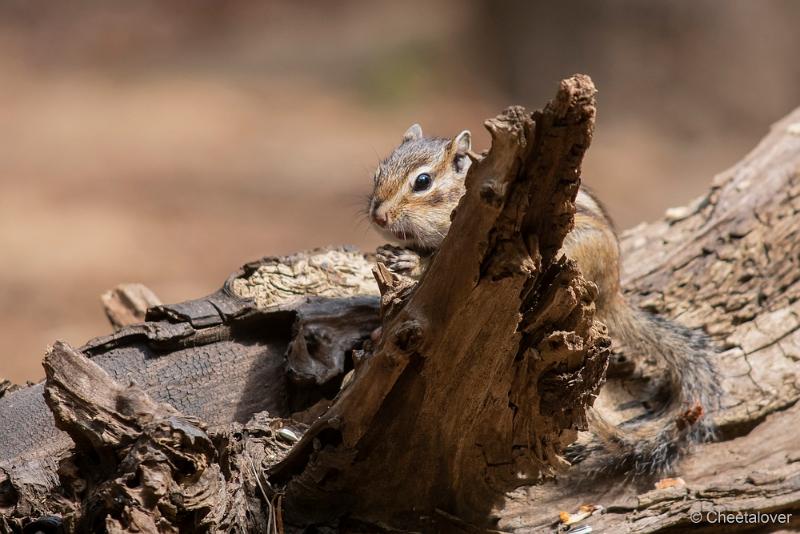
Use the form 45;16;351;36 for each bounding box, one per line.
368;124;472;250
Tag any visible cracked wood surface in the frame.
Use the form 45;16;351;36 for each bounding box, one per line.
495;108;800;533
621;109;800;436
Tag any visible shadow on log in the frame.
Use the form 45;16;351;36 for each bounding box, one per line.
2;75;800;533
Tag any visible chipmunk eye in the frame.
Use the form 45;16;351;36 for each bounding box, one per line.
412;173;432;192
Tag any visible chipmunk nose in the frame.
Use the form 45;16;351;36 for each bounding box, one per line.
372;211;388;227
371;201;389;227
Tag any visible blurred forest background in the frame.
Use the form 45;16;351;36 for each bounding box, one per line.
2;0;800;383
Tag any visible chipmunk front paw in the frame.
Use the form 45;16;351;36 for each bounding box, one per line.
375;244;423;277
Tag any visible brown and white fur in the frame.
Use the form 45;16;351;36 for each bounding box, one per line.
367;123;720;476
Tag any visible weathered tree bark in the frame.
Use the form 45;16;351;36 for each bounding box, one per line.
495;104;800;533
1;76;799;533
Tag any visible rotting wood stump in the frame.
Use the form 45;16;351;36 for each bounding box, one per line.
269;76;606;528
2;74;800;533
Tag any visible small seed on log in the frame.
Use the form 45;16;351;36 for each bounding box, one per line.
277;428;300;443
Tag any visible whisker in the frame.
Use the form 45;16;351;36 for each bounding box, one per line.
351;216;373;234
352;210;371;225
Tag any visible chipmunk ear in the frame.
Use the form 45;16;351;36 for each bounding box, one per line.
451;130;472;172
453;130;471;155
402;123;423;143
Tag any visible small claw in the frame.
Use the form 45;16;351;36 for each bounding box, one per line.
393;261;417;271
395;254;419;263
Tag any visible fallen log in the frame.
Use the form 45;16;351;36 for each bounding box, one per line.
0;248;381;529
1;75;799;532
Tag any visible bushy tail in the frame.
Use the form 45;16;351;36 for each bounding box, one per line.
568;300;721;476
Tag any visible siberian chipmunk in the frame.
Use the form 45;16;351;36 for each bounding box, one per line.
366;123;720;475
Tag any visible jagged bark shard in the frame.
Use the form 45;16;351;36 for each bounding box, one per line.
41;341;278;533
